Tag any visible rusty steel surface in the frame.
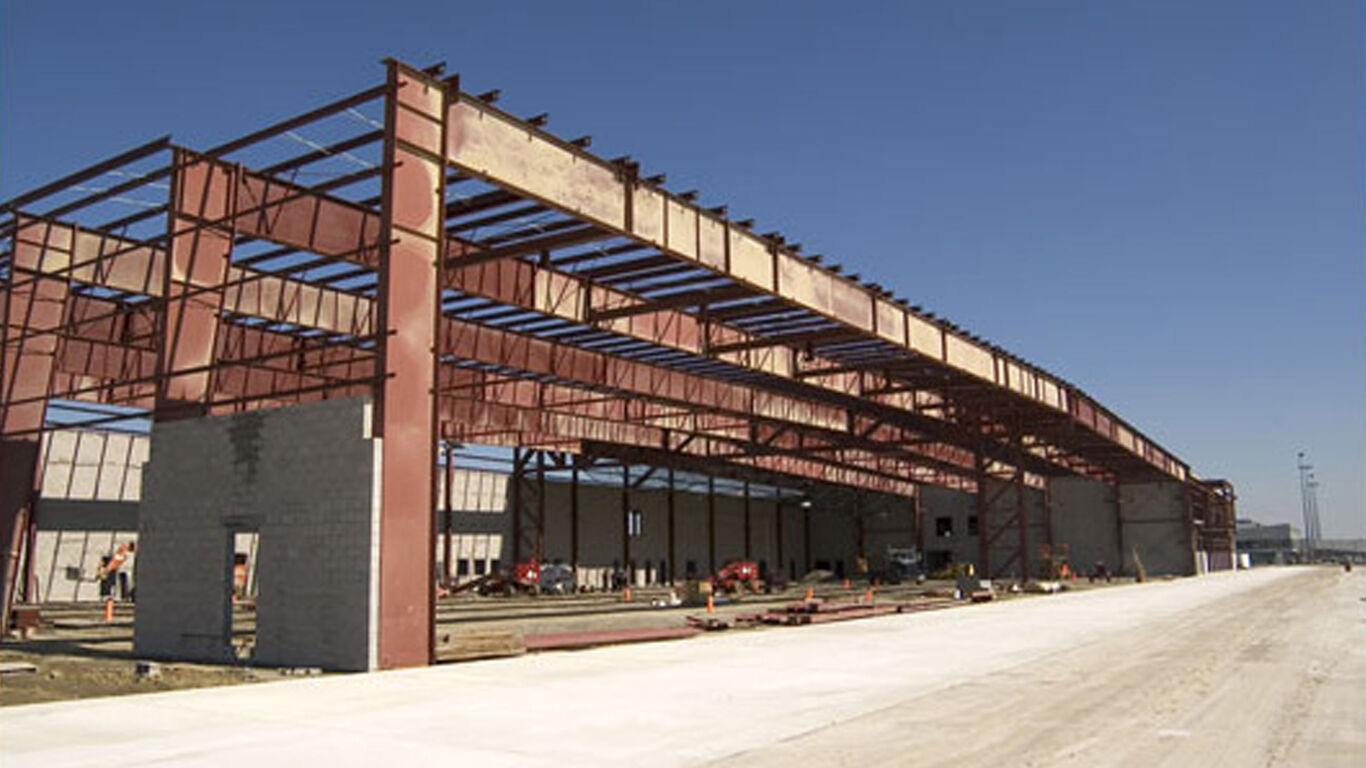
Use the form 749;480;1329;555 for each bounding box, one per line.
374;62;446;668
0;56;1236;646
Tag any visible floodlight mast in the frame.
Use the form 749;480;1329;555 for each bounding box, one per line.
1296;452;1321;559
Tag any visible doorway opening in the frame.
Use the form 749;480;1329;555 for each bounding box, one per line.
226;525;259;661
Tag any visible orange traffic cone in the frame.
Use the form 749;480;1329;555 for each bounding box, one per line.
623;585;632;603
805;587;814;602
706;594;715;615
864;588;874;603
103;598;114;623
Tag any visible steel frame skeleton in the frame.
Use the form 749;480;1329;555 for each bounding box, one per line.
0;58;1235;657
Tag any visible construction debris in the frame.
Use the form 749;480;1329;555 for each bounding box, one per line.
435;632;527;662
524;627;698;652
734;596;957;628
684;616;730;631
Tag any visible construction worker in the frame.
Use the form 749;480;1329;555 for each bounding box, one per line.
97;542;136;600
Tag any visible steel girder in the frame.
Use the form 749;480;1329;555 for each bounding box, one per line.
0;57;1221;652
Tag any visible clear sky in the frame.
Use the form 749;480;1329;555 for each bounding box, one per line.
3;1;1362;536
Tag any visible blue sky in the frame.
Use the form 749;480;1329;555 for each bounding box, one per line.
3;1;1362;536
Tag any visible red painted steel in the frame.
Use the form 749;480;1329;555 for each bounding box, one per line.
1;218;71;625
373;62;445;668
523;626;699;651
159;150;235;416
0;55;1233;643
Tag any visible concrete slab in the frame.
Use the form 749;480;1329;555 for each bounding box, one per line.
2;568;1353;767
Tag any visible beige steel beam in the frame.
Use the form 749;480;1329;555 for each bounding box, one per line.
440;87;1187;483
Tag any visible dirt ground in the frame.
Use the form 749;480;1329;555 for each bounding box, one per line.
2;575;1124;706
0;604;312;706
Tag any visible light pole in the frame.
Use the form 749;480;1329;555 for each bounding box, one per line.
1297;453;1312;559
1307;476;1322;551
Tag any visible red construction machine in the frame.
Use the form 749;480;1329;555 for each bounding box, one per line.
712;560;762;595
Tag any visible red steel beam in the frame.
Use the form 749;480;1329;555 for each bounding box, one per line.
1;218;71;631
18;211;974;481
17;155;1077;483
159;150;235;416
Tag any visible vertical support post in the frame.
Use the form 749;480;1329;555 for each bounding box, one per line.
1;217;70;630
856;492;866;561
374;60;445;668
1042;482;1055;559
802;497;812;575
1182;482;1198;573
775;493;784;577
1114;482;1126;576
570;465;580;574
21;512;38;604
1015;468;1030;581
912;490;925;564
975;451;990;577
442;440;454;585
510;447;524;564
742;481;751;560
621;464;631;584
666;466;676;585
535;450;546;564
707;476;716;573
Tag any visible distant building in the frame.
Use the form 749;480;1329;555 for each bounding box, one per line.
1313;539;1366;564
1235;519;1301;566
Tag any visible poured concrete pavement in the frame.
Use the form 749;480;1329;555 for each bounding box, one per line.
3;567;1361;767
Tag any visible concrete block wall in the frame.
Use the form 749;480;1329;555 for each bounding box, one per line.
31;509;137;603
806;487;912;578
920;486;979;571
40;428;147;503
978;480;1048;580
427;469;907;586
1049;477;1120;575
31;428;148;602
923;477;1196;580
1119;481;1195;576
1049;477;1196;578
134;397;379;671
433;468;508;579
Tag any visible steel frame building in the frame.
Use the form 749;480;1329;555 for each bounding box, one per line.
1;59;1235;666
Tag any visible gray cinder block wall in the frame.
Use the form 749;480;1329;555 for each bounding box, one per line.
30;429;147;602
134;397;380;671
1049;477;1120;575
921;477;1195;579
432;475;910;586
1049;477;1196;578
1119;481;1194;576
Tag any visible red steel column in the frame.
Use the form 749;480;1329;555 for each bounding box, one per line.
974;451;990;577
442;439;454;586
1114;483;1126;577
570;465;580;574
159;150;235;416
1;219;71;629
375;61;445;668
742;481;751;560
666;466;676;585
1015;468;1030;581
707;476;717;573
